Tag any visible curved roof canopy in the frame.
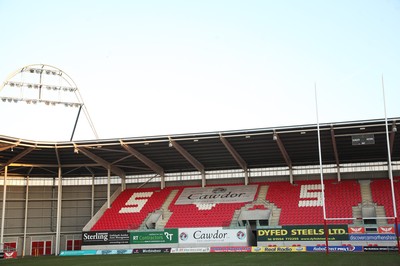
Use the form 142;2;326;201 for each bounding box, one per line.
0;118;398;178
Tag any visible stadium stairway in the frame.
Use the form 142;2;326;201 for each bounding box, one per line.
352;180;388;226
140;189;179;230
369;178;400;224
230;185;281;227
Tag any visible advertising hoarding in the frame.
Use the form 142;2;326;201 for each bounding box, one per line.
82;230;130;245
257;225;348;241
178;227;247;244
175;185;257;205
130;229;178;244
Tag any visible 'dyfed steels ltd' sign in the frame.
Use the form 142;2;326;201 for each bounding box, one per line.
258;225;348;241
82;230;130;245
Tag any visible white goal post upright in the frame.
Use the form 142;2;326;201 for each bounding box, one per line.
381;76;400;253
314;84;330;254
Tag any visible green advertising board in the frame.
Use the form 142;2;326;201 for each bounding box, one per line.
257;225;348;241
130;229;178;244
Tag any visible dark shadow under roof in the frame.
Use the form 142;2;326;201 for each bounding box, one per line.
0;118;398;178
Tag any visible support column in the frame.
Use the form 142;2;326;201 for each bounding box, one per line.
91;175;95;218
201;171;206;188
244;170;249;186
22;175;29;257
107;167;111;209
289;167;294;184
0;166;7;250
161;174;165;189
121;175;126;191
336;165;341;182
55;168;62;255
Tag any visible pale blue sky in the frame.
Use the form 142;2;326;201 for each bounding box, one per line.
0;0;399;141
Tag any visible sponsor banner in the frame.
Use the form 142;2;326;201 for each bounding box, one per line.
82;230;130;245
349;234;396;241
96;249;132;255
179;227;247;244
175;185;258;205
3;251;17;259
378;226;395;234
171;247;210;253
252;246;306;252
306;246;363;252
59;250;97;256
132;248;171;254
210;246;251;253
130;229;178;244
348;226;365;234
257;225;348;241
364;246;399;252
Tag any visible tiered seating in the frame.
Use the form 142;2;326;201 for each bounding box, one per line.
265;180;361;225
325;180;362;223
165;184;260;228
91;187;171;231
90;180;366;231
370;178;400;222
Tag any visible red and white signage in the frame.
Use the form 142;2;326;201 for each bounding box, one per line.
378;226;395;234
348;227;365;234
4;251;17;259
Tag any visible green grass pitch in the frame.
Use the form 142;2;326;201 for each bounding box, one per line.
1;253;400;266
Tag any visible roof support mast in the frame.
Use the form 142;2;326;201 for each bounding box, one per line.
273;132;294;184
330;127;341;182
169;138;206;187
220;134;249;185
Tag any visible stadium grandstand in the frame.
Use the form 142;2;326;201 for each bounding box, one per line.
0;65;399;258
0;117;399;256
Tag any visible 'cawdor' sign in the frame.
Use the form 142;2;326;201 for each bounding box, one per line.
175;185;258;205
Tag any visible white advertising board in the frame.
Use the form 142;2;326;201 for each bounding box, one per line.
178;227;247;244
175;185;258;205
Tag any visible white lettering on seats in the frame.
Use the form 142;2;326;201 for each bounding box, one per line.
298;184;323;207
119;192;153;213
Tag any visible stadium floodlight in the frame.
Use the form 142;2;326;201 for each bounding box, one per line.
1;64;99;141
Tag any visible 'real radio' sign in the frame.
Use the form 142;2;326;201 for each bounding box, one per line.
257;225;348;241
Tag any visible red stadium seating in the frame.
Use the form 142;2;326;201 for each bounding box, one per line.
91;187;172;231
165;184;260;228
265;180;362;225
90;180;369;231
370;178;400;221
